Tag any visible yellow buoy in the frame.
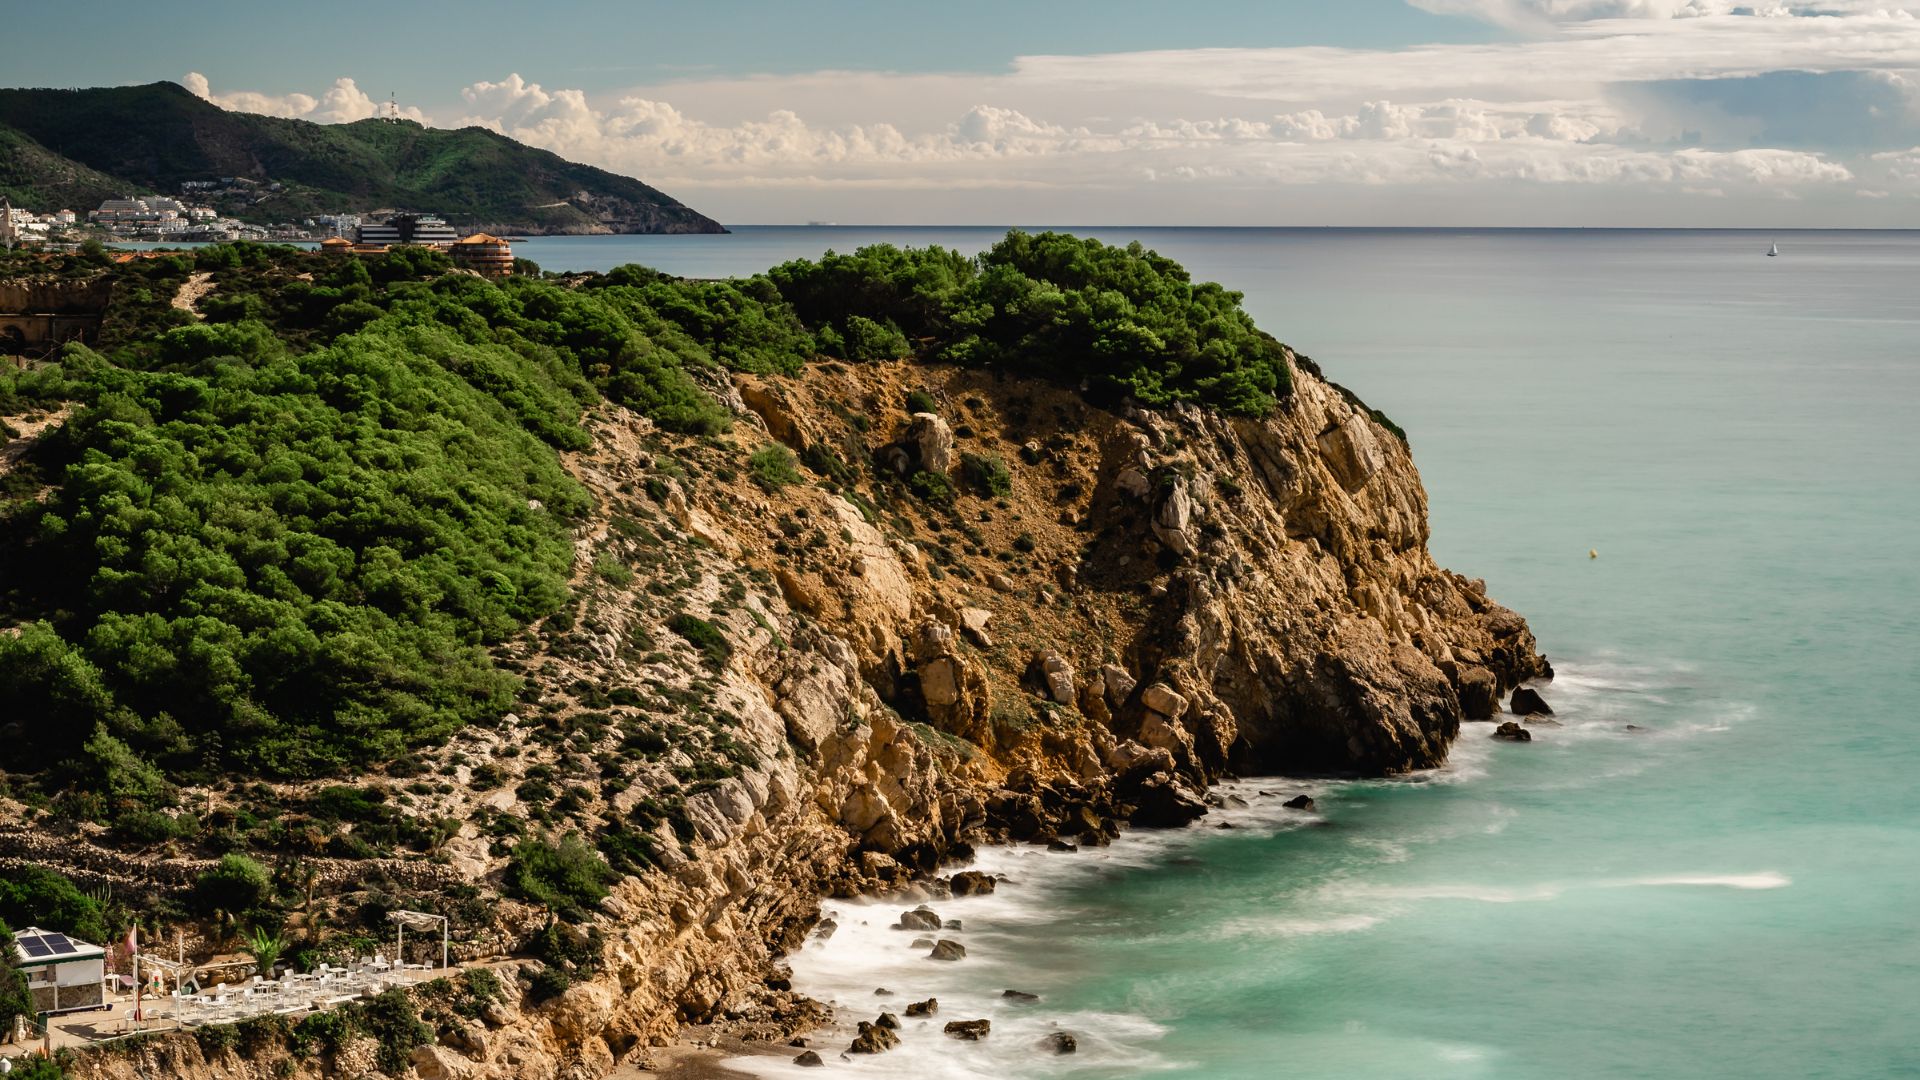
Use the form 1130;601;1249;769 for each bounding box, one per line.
1588;549;1598;559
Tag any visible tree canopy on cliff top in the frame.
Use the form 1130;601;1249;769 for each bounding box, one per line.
0;231;1292;788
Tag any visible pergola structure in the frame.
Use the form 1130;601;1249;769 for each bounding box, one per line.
387;910;448;972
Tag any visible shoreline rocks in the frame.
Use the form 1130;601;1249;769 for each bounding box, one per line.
1493;721;1533;742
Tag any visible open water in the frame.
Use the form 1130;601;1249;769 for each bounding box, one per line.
518;227;1920;1079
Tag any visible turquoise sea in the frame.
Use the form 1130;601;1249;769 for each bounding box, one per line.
521;228;1920;1079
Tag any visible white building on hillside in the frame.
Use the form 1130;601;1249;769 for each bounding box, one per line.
12;927;106;1015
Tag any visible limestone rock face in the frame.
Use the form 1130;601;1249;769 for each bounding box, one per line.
907;412;955;473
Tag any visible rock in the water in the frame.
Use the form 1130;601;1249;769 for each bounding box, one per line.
873;987;894;996
1040;1031;1078;1055
1282;794;1315;811
794;1050;825;1067
910;937;935;949
1493;721;1533;742
849;1021;900;1054
1129;775;1209;828
1510;687;1553;716
950;870;997;896
905;998;938;1018
929;939;967;961
877;1012;900;1030
895;906;943;932
1047;839;1078;852
943;919;963;930
812;918;838;940
944;1019;991;1041
1458;667;1498;720
1002;989;1040;1003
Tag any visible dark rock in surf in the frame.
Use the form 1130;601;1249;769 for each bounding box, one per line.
1493;721;1532;742
1041;1031;1078;1054
1510;687;1553;716
905;997;938;1018
943;919;963;930
1458;667;1498;720
876;1012;900;1030
1282;794;1315;810
1002;989;1040;1003
1128;774;1209;828
950;871;997;896
945;1019;991;1040
929;939;967;961
895;906;942;931
873;987;893;996
910;937;934;949
794;1050;825;1067
849;1021;899;1054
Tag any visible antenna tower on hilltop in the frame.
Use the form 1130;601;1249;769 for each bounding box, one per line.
385;92;399;123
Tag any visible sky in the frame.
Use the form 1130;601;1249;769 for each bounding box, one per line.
11;0;1920;226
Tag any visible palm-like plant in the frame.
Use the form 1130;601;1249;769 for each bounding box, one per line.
245;926;286;977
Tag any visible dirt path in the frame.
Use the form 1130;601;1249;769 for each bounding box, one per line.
0;406;69;480
171;271;215;318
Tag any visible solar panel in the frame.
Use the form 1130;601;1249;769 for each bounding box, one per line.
40;933;71;951
20;936;52;957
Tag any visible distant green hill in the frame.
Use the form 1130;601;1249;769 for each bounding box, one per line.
0;124;135;213
0;81;724;234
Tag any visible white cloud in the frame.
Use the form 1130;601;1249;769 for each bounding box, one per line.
177;3;1920;223
184;72;429;124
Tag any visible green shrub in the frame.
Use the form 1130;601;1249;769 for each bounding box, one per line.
0;920;34;1039
960;453;1012;497
193;853;272;917
528;966;571;1002
0;868;109;943
904;389;938;414
747;444;802;491
909;470;954;505
592;555;634;587
507;833;616;918
666;613;732;667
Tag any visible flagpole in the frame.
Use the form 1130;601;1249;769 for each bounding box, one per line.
130;924;141;1025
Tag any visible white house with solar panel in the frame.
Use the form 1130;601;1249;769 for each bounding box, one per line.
12;928;106;1014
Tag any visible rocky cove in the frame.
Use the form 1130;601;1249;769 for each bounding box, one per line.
49;344;1545;1080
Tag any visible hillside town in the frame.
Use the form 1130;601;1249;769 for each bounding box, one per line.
1;195;517;279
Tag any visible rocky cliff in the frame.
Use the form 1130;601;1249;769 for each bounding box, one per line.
59;351;1544;1080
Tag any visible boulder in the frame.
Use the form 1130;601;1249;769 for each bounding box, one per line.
849;1021;900;1054
794;1050;825;1067
989;572;1017;593
1457;667;1498;720
1152;483;1197;555
959;607;994;647
409;1045;472;1080
1510;687;1553;716
910;937;935;949
1002;989;1040;1003
877;1012;901;1030
1141;682;1189;720
1282;794;1315;811
1493;721;1533;742
895;906;942;932
929;939;967;961
1041;1031;1078;1055
944;1019;992;1041
949;871;997;896
1039;652;1077;705
905;998;938;1017
908;412;954;473
919;657;962;707
1101;664;1138;705
1129;775;1209;828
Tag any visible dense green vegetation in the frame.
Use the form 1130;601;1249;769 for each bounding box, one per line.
0;919;37;1036
769;230;1292;414
0;81;722;234
0;229;1308;794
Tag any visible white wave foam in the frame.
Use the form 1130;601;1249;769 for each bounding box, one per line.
1212;913;1385;940
1615;872;1791;890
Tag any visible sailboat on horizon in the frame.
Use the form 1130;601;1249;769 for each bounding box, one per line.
1767;241;1779;257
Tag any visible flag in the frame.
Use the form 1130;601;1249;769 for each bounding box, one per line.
125;925;138;957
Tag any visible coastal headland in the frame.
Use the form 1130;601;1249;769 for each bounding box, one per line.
0;233;1544;1079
